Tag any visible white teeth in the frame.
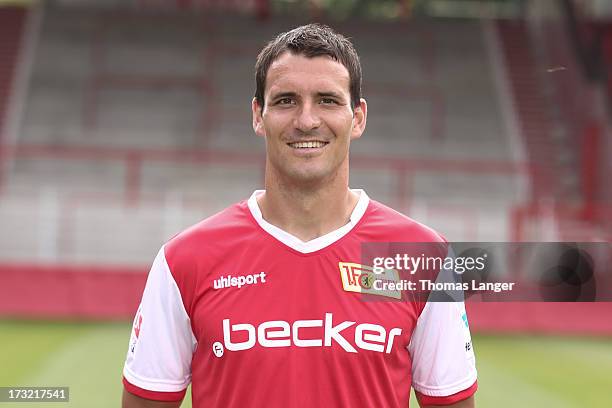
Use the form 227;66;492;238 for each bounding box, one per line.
290;141;326;148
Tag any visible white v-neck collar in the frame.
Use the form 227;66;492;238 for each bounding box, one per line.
247;189;370;254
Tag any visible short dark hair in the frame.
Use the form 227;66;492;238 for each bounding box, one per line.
254;23;362;111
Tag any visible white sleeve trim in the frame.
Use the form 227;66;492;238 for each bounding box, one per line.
123;365;190;392
123;246;197;392
412;371;477;396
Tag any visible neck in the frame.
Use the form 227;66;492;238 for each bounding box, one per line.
258;167;360;242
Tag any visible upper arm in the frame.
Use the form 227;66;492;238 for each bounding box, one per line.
122;246;197;403
409;253;478;406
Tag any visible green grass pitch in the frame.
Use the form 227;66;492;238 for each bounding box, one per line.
0;320;610;407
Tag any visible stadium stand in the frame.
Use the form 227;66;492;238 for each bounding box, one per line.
0;6;28;168
2;4;531;265
0;1;610;332
500;3;611;242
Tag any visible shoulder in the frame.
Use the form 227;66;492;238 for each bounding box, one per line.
360;199;446;243
163;200;256;271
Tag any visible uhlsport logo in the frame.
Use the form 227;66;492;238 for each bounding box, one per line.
213;272;267;290
338;262;401;299
211;313;402;358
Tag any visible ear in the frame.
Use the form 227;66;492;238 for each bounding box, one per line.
252;97;266;138
350;98;367;140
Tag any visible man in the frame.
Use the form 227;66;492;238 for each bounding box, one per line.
122;24;477;407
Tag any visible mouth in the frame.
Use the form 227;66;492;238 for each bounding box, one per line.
287;140;329;149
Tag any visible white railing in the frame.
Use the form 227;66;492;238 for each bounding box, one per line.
0;187;530;266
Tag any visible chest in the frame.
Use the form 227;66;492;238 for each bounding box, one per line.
189;244;420;358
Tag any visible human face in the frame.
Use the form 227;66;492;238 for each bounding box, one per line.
252;52;367;186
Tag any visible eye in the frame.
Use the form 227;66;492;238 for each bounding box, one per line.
276;97;295;105
320;98;337;105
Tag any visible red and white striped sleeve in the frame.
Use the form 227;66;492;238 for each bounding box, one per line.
122;246;197;402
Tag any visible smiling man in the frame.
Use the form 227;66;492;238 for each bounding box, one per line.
122;24;477;408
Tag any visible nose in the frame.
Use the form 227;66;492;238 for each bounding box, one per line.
294;102;321;132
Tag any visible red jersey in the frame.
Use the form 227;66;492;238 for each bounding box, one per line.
123;190;477;407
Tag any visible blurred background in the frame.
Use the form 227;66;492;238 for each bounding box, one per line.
0;0;610;406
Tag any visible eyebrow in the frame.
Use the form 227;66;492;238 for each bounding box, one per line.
316;91;344;99
270;92;298;100
269;91;346;101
